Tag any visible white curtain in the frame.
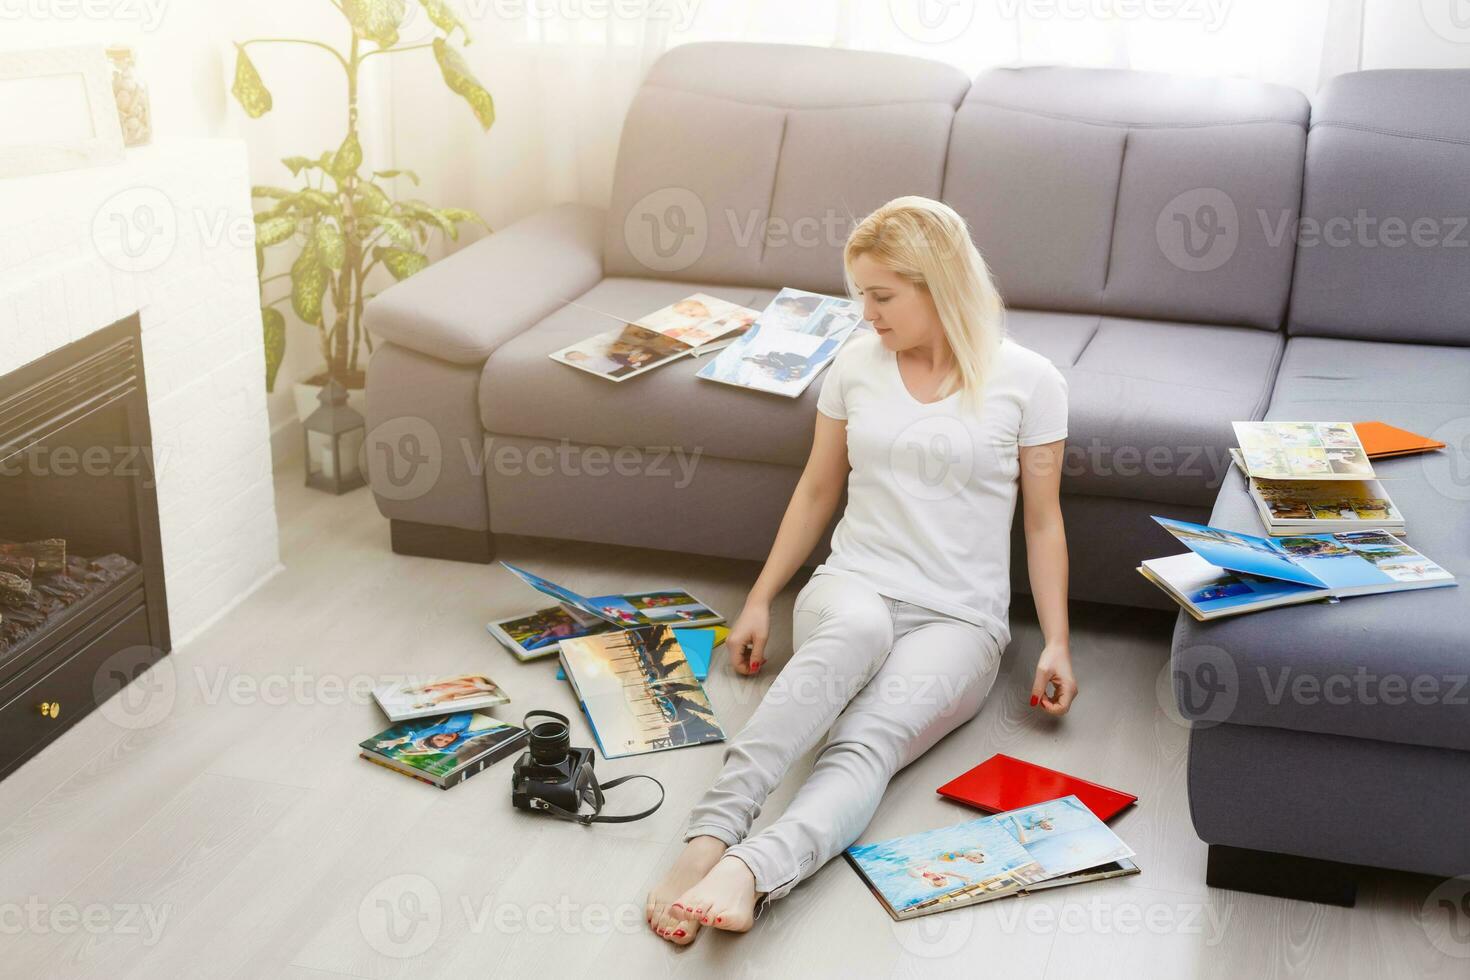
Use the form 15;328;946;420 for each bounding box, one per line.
386;0;1363;252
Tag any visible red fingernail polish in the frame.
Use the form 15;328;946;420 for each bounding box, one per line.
1030;695;1039;706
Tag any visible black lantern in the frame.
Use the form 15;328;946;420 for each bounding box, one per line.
303;378;366;494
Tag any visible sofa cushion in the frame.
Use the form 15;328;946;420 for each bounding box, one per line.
943;67;1308;330
1171;336;1470;754
1059;318;1282;507
603;43;969;294
480;278;808;467
1288;70;1470;346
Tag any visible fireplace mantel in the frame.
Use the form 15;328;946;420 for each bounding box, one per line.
0;140;281;646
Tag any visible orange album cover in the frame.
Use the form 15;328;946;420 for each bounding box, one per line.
1353;421;1445;459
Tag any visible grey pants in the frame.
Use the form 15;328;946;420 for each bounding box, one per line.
684;571;1004;906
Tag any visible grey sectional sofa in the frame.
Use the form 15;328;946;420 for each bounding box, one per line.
363;43;1468;902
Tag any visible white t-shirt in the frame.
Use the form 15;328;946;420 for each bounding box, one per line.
814;332;1069;648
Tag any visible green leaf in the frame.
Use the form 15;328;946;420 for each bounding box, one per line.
400;200;456;240
231;44;273;118
252;185;294;200
331;132;363;181
373;169;420;185
282;155;318;176
298;189;342;218
433;37;494;130
355;182;392;217
420;0;471;42
262;307;286;392
256;215;297;248
362;215;414;248
343;0;406;47
291;239;329;325
440;206;487;229
315;222;347;270
374;246;430;280
256;244;265;278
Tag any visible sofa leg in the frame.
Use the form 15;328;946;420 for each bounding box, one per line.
1206;844;1359;907
389;520;496;564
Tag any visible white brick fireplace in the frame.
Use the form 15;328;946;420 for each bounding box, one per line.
0;140;281;645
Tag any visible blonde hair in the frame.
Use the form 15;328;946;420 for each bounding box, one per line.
843;196;1005;402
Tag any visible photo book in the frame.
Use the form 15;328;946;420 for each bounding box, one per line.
555;624;724;681
371;673;511;723
359;711;528;789
1231;450;1404;536
697;287;866;397
937;755;1137;822
846;795;1137;920
1138;516;1456;620
549;293;759;382
558;623;725;759
488;562;724;660
1232;421;1375;481
1353;420;1445;459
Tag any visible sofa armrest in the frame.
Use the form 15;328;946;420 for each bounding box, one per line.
364;202;605;364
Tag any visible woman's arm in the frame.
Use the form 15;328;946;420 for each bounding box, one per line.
726;412;850;675
1020;440;1077;715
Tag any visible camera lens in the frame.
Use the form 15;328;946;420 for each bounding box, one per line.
529;718;570;766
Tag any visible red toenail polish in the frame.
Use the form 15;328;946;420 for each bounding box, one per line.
1030;695;1039;706
716;916;723;923
675;930;685;937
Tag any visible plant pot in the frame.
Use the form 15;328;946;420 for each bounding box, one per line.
293;373;367;424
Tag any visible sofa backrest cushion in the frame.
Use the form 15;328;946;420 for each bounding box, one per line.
1288;70;1470;346
603;43;970;294
942;67;1309;330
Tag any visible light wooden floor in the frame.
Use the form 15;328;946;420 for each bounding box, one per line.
2;463;1463;979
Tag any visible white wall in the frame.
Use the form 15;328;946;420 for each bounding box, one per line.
3;2;395;445
1363;0;1470;69
8;0;1468;445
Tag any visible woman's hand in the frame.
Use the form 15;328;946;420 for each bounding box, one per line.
726;601;771;676
1030;643;1077;716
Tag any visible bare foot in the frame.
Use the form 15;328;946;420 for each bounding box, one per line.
646;835;727;945
671;854;761;933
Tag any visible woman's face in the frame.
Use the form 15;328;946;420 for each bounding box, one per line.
850;252;943;354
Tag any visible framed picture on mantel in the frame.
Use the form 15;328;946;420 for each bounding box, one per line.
0;45;126;180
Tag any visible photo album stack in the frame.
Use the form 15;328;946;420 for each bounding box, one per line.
1138;421;1455;620
846;795;1137;920
358;674;525;789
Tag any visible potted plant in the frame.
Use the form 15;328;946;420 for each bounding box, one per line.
232;0;494;418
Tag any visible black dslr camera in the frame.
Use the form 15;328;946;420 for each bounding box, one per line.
511;711;664;825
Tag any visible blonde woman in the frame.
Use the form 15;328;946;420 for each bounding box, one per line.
646;197;1076;943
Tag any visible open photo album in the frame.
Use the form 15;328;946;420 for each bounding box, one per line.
697;287;867;397
488;562;724;660
1139;516;1456;620
1232;421;1376;481
845;795;1137;920
549;293;759;382
1233;448;1404;536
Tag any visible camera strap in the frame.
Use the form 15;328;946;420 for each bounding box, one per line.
538;772;666;826
520;710;665;826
